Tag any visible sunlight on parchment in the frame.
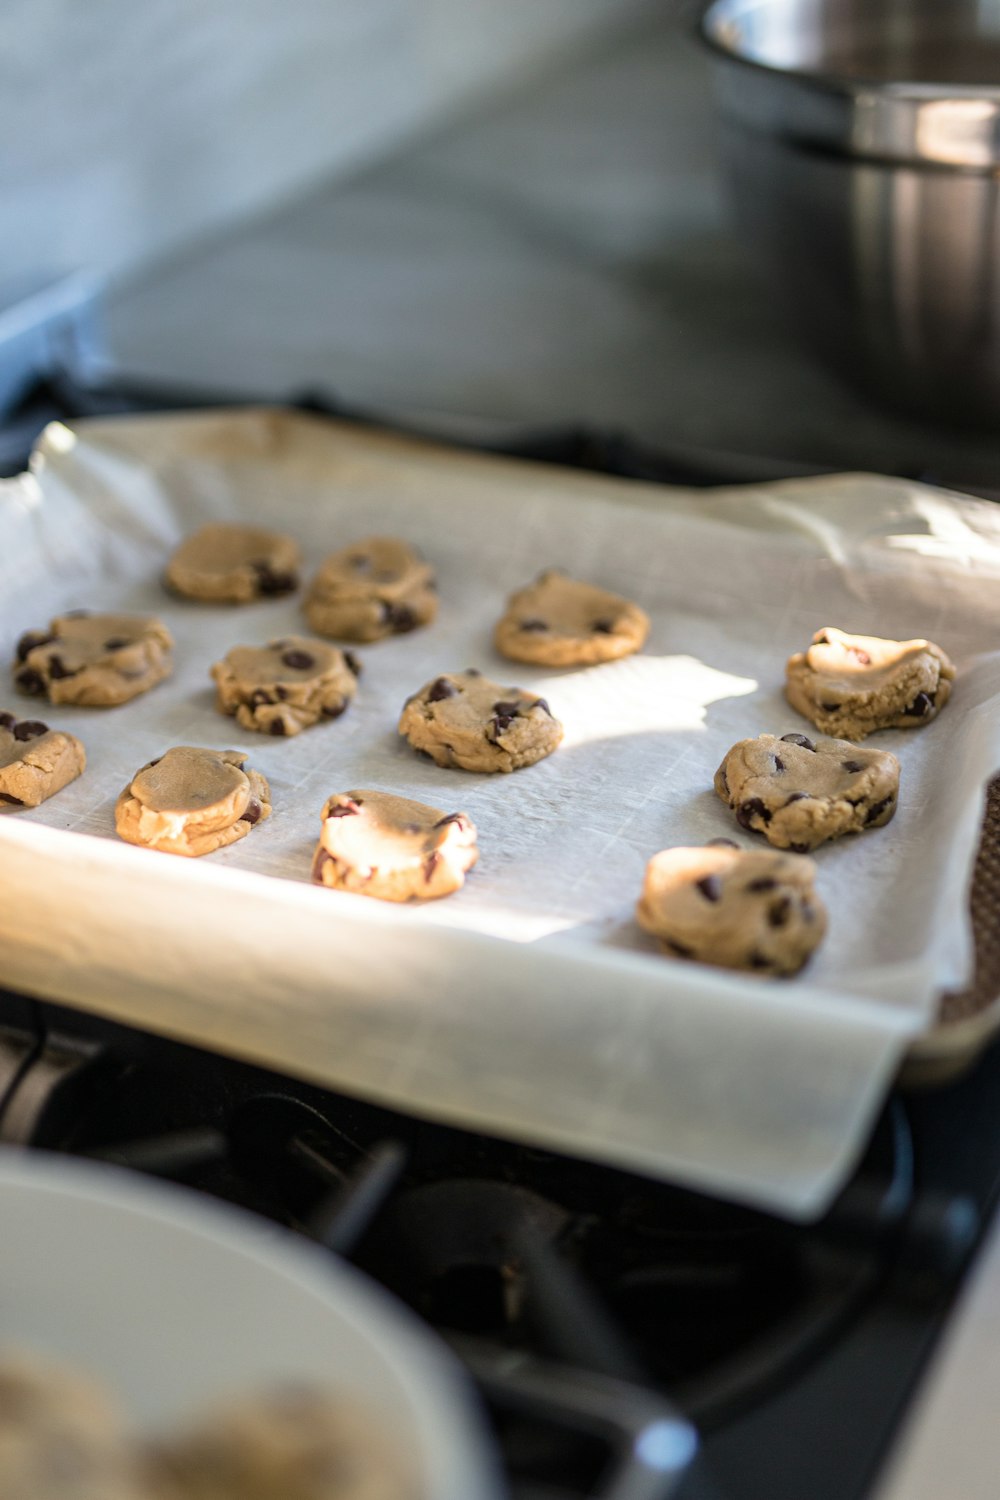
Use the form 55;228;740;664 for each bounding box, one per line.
541;655;758;747
884;495;1000;569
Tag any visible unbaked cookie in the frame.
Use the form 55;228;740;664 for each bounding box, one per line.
115;747;271;857
14;613;173;707
636;843;826;977
165;524;301;603
211;636;360;737
785;627;955;739
304;537;436;643
0;712;85;808
494;569;649;666
144;1384;412;1500
715;732;900;851
311;789;478;902
398;669;562;772
0;1352;146;1500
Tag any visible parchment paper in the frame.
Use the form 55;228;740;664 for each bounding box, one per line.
2;409;1000;1218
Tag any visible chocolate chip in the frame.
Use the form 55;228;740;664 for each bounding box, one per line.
865;796;894;825
784;792;809;805
737;797;770;828
268;718;287;736
696;874;722;902
435;813;466;830
663;938;694;959
906;691;935;717
592;619;616;634
281;649;315;671
707;837;738;848
250;689;274;707
821;702;840;712
789;842;811;854
747;877;777;892
275;685;289;701
533;697;552;716
842;759;865;773
328;800;361;817
13;720;47;741
321;700;347;719
768;897;792;927
519;619;548;632
0;712;15;730
14;668;44;696
749;952;772;970
242;798;261;825
252;561;298;596
492;700;521;716
0;792;24;806
773;755;786;772
423;851;442;884
428;678;456;702
344;651;361;677
384;603;417;633
15;631;54;662
47;655;78;680
780;733;815;751
103;637;130;651
488;713;515;740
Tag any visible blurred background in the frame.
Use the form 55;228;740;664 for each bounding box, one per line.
5;0;1000;487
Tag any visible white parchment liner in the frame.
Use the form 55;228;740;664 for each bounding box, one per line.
2;409;999;1218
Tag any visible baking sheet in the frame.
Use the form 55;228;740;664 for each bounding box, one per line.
3;408;1000;1218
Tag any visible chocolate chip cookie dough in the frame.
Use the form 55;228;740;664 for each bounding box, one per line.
211;636;360;737
715;732;900;851
0;712;85;808
398;669;563;772
311;790;478;902
14;613;173;707
785;627;955;739
144;1385;413;1500
637;842;826;977
304;536;436;642
0;1353;146;1500
115;747;271;857
494;569;649;666
165;523;300;602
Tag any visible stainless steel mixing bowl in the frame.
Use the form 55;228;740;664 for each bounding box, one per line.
700;0;1000;426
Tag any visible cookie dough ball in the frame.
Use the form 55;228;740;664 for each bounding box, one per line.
0;712;85;808
115;747;271;857
311;789;478;902
494;569;649;666
165;524;300;603
13;613;174;708
144;1384;412;1500
304;537;436;643
398;669;562;772
637;843;826;977
211;636;360;737
785;627;955;740
0;1352;147;1500
715;732;900;851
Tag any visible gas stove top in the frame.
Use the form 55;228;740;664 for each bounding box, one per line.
0;976;995;1500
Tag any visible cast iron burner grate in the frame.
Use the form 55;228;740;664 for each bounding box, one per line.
0;995;986;1500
